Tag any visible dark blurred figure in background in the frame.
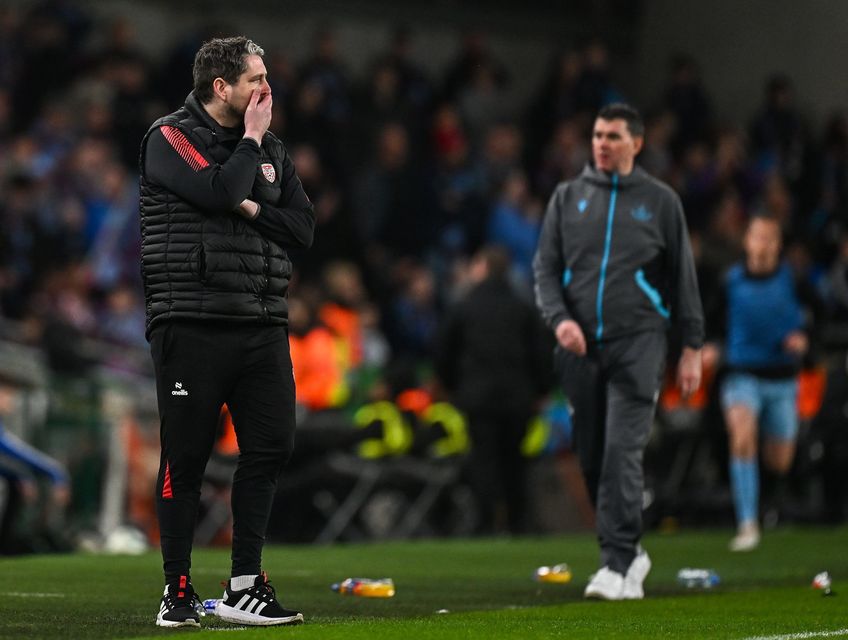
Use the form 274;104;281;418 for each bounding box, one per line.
436;246;552;534
486;169;543;290
353;121;433;261
11;1;90;130
442;28;508;103
289;143;355;273
750;75;808;184
352;25;435;158
431;103;487;256
574;39;619;117
809;112;848;252
375;26;433;143
525;49;582;163
662;54;713;158
387;259;440;358
293;25;352;175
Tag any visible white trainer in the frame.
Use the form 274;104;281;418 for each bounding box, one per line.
729;522;761;552
216;573;303;626
622;550;651;599
584;566;625;600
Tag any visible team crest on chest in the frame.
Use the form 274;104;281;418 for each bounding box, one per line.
631;205;653;222
261;163;276;183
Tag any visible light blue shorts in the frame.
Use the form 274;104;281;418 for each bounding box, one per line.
720;373;799;442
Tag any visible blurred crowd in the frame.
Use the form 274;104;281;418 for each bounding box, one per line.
2;4;848;379
1;1;848;546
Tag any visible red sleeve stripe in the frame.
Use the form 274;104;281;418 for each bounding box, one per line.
160;125;210;171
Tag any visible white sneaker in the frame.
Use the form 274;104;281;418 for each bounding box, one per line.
729;523;761;552
584;567;624;600
622;550;651;599
216;573;303;626
155;581;203;628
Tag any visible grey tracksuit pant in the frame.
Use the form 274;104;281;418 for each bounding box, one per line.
557;330;666;574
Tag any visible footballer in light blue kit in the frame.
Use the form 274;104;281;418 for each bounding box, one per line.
708;213;816;551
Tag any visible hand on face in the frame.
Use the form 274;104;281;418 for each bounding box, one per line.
244;88;272;143
237;53;272;141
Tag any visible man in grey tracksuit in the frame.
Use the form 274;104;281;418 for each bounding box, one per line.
533;103;704;600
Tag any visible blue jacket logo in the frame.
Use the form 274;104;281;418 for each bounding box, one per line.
631;205;653;222
577;198;589;214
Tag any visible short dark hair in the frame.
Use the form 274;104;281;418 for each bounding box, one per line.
597;102;645;138
747;210;781;230
193;36;264;104
475;245;511;279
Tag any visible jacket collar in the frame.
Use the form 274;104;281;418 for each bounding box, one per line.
580;163;650;188
183;91;244;142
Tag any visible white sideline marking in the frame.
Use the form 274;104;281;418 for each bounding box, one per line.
742;629;848;640
1;592;66;598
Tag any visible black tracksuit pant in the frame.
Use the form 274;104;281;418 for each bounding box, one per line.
149;320;296;585
557;330;666;574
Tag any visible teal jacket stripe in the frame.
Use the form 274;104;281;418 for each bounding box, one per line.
595;173;619;341
635;269;671;319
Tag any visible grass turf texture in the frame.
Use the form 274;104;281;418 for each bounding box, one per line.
1;527;846;639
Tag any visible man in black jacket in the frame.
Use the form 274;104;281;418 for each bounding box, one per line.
436;246;552;534
139;37;314;627
533;103;703;600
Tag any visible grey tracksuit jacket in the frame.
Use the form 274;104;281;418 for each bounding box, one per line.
533;164;704;349
534;163;704;574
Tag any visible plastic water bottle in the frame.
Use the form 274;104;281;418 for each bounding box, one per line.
534;563;573;584
676;568;720;588
202;598;220;615
812;571;833;596
331;578;396;598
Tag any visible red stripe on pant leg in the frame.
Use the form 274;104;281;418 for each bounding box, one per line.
162;461;173;498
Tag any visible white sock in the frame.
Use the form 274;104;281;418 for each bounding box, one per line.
230;574;259;591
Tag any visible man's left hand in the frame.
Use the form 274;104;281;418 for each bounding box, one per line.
677;346;702;399
235;198;260;220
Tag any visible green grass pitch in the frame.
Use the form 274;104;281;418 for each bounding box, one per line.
1;526;846;639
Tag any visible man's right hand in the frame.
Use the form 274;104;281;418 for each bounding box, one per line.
555;319;587;356
244;89;272;144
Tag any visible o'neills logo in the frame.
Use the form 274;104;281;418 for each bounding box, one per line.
172;381;189;396
261;163;276;182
